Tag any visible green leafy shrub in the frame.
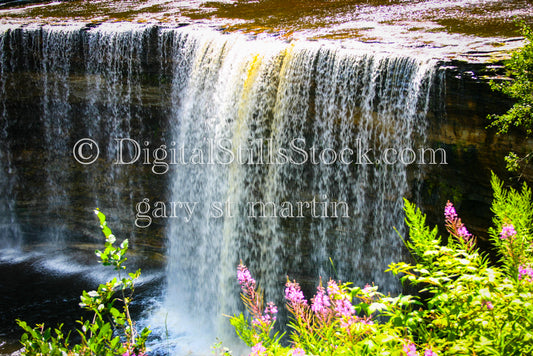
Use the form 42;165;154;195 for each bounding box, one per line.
488;23;533;135
488;23;533;172
230;173;533;355
17;209;151;356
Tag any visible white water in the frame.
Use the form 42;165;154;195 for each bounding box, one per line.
0;24;439;355
0;25;20;250
160;27;438;353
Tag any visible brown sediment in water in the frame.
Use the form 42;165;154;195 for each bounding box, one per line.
0;0;531;61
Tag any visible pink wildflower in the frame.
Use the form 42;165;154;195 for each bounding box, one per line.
403;343;417;356
328;281;356;327
500;224;517;240
238;263;256;291
457;225;472;240
334;297;355;318
484;301;494;310
518;265;533;282
285;280;307;306
424;349;437;356
285;279;308;319
257;301;278;324
250;342;267;356
238;263;277;330
327;279;340;296
251;300;277;326
444;201;474;246
311;285;330;317
291;348;306;356
265;301;277;316
444;201;457;220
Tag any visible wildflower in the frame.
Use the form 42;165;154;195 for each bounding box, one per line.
265;301;277;316
334;297;355;318
444;201;457;220
291;348;305;356
237;263;277;330
285;280;307;306
518;265;533;282
238;263;256;290
362;283;373;294
457;225;472;240
311;285;330;317
500;224;517;240
326;279;340;296
482;300;494;310
256;301;278;325
444;201;474;246
250;342;267;356
424;349;437;356
403;343;417;356
285;280;308;320
122;352;145;356
330;286;356;327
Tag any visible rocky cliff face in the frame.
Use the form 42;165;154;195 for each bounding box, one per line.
424;62;531;232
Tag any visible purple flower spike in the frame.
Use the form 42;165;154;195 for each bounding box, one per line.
500;224;517;240
519;265;533;282
444;201;457;221
327;280;340;296
444;201;474;247
403;343;417;356
311;285;330;316
457;226;472;240
238;263;256;290
250;342;267;356
285;280;307;306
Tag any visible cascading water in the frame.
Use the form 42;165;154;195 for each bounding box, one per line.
0;25;20;252
159;27;439;352
0;23;441;355
40;25;81;246
0;23;167;287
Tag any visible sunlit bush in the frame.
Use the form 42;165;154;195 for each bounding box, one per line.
230;173;533;355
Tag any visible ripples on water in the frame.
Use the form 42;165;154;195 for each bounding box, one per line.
0;0;531;60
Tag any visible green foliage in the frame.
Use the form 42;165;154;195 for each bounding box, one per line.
17;209;150;356
488;23;533;136
488;23;533;174
230;173;533;355
487;173;533;276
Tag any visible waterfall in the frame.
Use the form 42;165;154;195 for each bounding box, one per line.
0;24;161;250
0;25;20;251
161;27;438;349
0;23;439;354
39;25;81;245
